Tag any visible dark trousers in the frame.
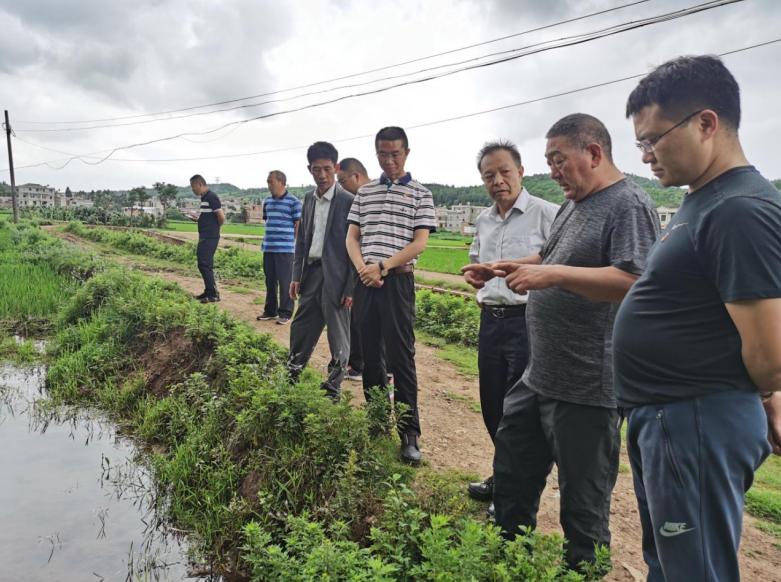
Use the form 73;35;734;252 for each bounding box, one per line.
196;237;219;297
493;382;619;569
355;273;420;436
288;264;350;397
478;307;529;442
626;391;770;582
348;307;364;372
263;252;294;318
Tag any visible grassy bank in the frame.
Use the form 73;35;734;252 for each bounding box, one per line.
0;221;592;580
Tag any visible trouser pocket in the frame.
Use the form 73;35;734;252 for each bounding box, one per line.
656;408;684;488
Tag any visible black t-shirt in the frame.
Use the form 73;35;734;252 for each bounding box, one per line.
614;167;781;407
198;190;221;239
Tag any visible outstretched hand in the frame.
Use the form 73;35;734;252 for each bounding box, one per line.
494;262;560;295
461;263;502;289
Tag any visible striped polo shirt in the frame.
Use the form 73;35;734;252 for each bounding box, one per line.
262;192;302;253
197;190;221;239
347;173;437;265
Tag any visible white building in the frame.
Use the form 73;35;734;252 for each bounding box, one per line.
16;183;61;208
656;206;678;229
436;203;489;234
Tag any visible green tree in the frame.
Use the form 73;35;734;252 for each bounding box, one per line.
153;181;179;218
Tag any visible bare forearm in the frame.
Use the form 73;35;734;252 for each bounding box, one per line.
385;239;426;269
743;355;781;395
346;228;364;270
554;265;638;303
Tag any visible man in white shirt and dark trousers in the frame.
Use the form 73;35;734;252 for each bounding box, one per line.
464;141;558;514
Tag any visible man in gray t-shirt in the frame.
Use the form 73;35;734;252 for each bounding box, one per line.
465;113;658;572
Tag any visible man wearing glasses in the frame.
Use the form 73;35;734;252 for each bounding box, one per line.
617;55;781;581
346;126;437;465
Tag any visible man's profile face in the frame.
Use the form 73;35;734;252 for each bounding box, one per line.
308;158;337;193
337;170;361;194
544;136;594;202
479;149;524;207
190;180;208;196
267;175;286;196
376;139;409;181
632;103;704;188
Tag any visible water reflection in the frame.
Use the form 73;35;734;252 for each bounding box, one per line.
0;364;218;581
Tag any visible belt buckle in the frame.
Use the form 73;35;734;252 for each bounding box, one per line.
493;306;505;319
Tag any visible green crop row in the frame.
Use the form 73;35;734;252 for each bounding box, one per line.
63;221;264;280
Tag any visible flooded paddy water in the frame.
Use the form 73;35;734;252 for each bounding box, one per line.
0;362;209;581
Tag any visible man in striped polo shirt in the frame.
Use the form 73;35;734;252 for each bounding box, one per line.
346;126;437;465
258;170;302;325
188;174;224;303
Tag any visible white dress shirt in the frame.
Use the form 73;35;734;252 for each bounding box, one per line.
469;188;559;305
308;183;334;261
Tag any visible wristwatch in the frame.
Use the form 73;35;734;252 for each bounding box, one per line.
379;261;389;278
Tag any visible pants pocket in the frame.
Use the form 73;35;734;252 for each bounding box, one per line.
656;408;685;488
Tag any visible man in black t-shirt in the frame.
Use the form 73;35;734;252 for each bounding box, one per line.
617;56;781;581
188;174;225;303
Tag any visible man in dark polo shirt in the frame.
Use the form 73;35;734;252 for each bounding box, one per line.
616;55;780;581
462;140;558;513
346;126;437;465
188;174;224;303
465;114;659;571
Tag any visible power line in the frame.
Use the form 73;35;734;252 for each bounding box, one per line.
14;0;739;134
15;0;652;127
6;37;778;173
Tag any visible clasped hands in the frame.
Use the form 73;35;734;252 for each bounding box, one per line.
461;261;560;294
358;263;384;288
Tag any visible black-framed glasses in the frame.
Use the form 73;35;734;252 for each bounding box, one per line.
635;109;704;154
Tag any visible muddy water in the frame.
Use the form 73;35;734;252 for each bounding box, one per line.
0;364;198;581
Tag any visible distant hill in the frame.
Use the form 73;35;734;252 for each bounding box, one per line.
425;173;687;208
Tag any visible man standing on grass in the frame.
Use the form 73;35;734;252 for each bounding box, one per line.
288;141;355;399
462;140;558;516
346;126;437;465
617;55;781;581
188;174;224;303
337;157;371;382
257;170;302;325
464;114;659;571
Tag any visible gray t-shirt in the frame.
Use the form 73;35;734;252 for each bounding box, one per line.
522;178;660;408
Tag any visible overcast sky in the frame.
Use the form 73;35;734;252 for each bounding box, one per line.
1;0;779;192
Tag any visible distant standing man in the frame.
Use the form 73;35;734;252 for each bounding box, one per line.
464;114;659;571
617;55;781;581
258;170;302;325
337;157;371;381
189;174;225;303
463;141;558;511
288;142;355;399
346;126;437;465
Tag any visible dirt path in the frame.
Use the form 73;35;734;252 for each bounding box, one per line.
50;229;781;581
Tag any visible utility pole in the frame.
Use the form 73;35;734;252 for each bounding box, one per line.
3;110;19;223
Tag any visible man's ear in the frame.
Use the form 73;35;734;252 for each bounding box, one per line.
587;143;603;168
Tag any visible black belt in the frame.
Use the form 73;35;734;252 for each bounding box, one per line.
308;258;322;266
482;304;527;318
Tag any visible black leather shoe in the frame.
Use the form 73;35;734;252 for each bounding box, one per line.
194;292;208;300
467;475;494;501
486;501;495;521
200;295;220;304
400;433;422;465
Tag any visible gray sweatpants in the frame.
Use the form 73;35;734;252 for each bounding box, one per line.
287;263;350;397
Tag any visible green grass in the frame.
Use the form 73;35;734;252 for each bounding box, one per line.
162;220;265;236
419;332;478;378
748;455;781;543
417;246;471;275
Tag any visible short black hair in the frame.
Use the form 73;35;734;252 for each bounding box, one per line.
626;55;740;130
307;141;338;165
375;126;409;150
338;158;368;177
267;170;287;185
476;140;522;171
189;174;206;185
545;113;613;162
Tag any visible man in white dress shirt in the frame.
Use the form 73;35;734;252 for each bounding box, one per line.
463;140;558;512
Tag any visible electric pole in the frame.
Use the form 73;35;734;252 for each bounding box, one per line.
3;110;19;223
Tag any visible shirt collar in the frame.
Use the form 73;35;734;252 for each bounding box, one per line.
379;172;412;186
489;187;530;218
316;183;335;201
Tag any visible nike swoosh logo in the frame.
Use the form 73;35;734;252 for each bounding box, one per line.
659;523;695;537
